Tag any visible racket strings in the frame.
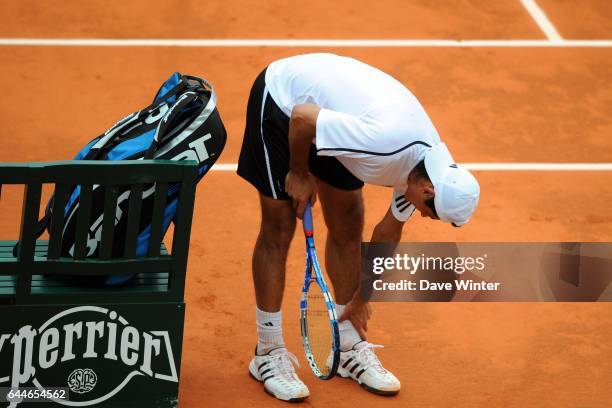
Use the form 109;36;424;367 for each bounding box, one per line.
306;290;333;376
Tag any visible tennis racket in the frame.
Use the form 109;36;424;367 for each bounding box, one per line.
300;202;340;380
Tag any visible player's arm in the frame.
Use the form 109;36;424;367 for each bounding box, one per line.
340;208;404;339
371;207;405;243
372;189;413;244
286;103;321;218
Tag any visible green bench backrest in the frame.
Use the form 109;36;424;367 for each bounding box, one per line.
0;160;198;305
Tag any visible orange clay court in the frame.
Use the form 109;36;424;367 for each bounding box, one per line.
1;1;612;407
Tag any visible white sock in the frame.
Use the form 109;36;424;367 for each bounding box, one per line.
256;306;285;354
335;303;363;350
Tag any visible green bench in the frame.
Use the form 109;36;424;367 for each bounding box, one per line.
0;160;198;408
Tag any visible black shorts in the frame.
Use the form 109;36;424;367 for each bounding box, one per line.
237;68;364;200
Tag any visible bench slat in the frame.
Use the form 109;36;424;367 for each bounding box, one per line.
16;183;43;298
123;184;144;258
29;278;169;288
30;272;169;281
48;183;71;259
0;273;169;290
0;161;191;184
41;258;173;276
99;185;119;260
0;241;169;258
169;167;197;295
148;182;168;257
27;288;174;302
74;184;93;260
0;289;16;297
0;240;24;248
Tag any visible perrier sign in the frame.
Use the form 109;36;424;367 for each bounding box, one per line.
0;303;185;407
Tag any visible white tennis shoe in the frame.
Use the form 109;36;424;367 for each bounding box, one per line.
331;341;401;395
249;347;310;402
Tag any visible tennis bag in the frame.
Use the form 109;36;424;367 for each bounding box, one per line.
39;72;226;285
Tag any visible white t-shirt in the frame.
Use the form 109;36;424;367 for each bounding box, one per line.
265;53;440;221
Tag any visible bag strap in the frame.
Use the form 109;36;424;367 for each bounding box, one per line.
85;78;192;160
84;111;143;160
182;75;214;93
143;91;199;159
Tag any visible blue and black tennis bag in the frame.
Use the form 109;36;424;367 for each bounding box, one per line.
38;73;226;285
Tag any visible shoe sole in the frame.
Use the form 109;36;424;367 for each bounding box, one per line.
360;382;400;396
336;372;400;396
248;366;309;403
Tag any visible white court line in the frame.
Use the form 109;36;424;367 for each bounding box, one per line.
212;163;612;172
519;0;563;41
212;164;238;171
1;38;612;47
463;163;612;171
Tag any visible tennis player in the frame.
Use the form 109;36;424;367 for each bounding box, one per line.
238;53;480;401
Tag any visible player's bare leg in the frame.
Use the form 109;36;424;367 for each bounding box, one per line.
315;180;364;344
315;180;364;306
248;193;309;402
316;180;401;396
252;194;295;313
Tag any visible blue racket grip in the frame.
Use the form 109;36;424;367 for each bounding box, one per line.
302;202;313;236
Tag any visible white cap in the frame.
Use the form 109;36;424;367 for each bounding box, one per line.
424;143;480;226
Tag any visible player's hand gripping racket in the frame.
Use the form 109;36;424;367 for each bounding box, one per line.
300;202;340;379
